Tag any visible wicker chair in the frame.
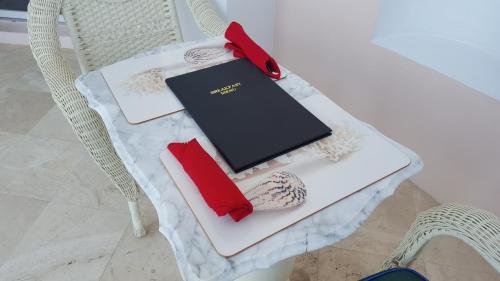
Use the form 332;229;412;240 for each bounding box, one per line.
381;203;500;273
27;0;228;237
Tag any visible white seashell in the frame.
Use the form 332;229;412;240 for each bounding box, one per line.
184;47;230;65
245;171;307;211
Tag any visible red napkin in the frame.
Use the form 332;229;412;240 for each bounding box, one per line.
168;139;253;222
224;21;282;79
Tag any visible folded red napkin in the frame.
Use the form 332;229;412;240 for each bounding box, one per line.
168;139;253;222
224;21;282;79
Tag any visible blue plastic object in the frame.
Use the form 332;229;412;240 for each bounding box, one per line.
360;268;428;281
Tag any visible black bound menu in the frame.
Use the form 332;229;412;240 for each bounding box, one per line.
166;59;332;173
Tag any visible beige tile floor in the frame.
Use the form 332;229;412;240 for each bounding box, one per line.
0;43;498;281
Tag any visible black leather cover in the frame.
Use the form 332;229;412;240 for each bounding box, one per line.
166;59;332;172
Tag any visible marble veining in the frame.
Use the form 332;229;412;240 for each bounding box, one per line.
75;38;423;281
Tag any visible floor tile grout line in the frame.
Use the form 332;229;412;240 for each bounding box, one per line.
0;133;30;161
1;163;156;218
0;143;90;206
0;192;51;204
0;196;51;272
25;105;83;144
97;221;133;281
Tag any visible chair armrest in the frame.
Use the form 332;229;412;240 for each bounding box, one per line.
28;0;98;134
381;203;500;273
27;0;82;113
185;0;228;37
27;0;141;201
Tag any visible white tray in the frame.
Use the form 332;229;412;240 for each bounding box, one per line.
160;94;410;256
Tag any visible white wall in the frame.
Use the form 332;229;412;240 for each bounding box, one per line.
225;0;276;53
373;0;500;101
174;0;226;41
175;0;276;53
274;0;500;215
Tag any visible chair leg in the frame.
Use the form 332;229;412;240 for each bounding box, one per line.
62;107;147;238
28;0;148;238
128;200;146;238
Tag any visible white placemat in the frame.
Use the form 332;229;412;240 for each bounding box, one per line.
101;37;233;124
161;95;411;256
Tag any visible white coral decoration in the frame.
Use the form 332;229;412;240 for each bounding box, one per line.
245;171;307;211
305;125;360;162
123;68;167;94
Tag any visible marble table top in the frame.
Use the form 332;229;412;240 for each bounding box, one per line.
75;38;423;281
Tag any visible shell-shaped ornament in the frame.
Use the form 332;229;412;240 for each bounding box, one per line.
184;47;230;65
245;171;307;211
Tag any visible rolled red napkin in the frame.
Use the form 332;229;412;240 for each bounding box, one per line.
168;139;253;222
224;21;282;79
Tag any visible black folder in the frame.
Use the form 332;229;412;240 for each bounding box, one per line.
166;59;332;173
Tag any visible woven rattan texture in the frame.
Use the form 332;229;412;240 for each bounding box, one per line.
62;0;182;72
27;0;227;206
381;203;500;273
